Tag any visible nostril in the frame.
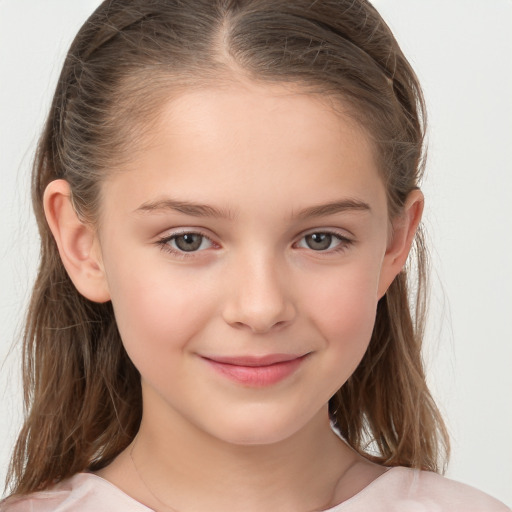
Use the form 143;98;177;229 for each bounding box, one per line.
221;272;297;333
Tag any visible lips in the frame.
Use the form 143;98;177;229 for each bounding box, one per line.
201;353;309;387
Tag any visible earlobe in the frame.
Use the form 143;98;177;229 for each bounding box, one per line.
43;179;110;303
377;189;424;298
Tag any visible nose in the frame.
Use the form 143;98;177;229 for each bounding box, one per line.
221;252;296;334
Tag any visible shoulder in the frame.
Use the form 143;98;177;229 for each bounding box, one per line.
0;473;152;512
400;468;509;511
334;466;510;512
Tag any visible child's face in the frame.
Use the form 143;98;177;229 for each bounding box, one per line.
95;82;398;445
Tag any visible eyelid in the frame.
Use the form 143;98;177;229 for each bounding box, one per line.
154;227;354;258
156;228;219;258
293;229;354;253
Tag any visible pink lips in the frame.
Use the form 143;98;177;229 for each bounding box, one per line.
202;353;308;387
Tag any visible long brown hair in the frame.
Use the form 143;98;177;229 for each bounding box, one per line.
6;0;449;496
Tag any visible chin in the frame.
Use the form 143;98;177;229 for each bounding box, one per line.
201;406;319;447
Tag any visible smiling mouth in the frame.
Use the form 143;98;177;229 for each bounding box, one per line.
201;353;310;387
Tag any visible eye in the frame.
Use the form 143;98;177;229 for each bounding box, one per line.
296;231;351;252
172;233;208;252
158;232;214;254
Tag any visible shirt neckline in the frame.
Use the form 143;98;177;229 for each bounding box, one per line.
80;466;402;511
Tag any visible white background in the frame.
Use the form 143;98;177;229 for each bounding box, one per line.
1;0;511;505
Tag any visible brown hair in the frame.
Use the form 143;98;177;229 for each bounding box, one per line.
6;0;449;496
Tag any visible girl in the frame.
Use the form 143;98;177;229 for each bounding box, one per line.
1;0;509;510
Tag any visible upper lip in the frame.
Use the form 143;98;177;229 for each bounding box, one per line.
201;353;309;367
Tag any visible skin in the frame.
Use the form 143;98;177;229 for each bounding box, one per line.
44;80;423;511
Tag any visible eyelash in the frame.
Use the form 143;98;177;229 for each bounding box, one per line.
294;230;354;254
156;230;353;258
157;231;216;259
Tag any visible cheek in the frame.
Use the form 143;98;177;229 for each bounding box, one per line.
303;263;380;365
104;254;217;370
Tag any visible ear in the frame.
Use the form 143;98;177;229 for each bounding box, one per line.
377;189;424;299
43;179;110;303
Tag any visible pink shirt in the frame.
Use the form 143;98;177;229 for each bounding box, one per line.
1;467;509;511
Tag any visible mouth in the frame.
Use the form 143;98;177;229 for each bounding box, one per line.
200;353;310;387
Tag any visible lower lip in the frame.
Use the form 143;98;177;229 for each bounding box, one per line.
203;356;307;387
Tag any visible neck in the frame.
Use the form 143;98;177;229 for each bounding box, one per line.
125;396;357;512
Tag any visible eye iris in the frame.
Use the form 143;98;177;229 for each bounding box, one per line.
305;233;332;250
174;234;203;252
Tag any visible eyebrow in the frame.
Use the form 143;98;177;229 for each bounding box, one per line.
134;198;235;219
134;197;371;220
294;199;371;219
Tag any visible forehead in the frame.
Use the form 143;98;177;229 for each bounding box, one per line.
150;81;375;163
101;81;386;219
